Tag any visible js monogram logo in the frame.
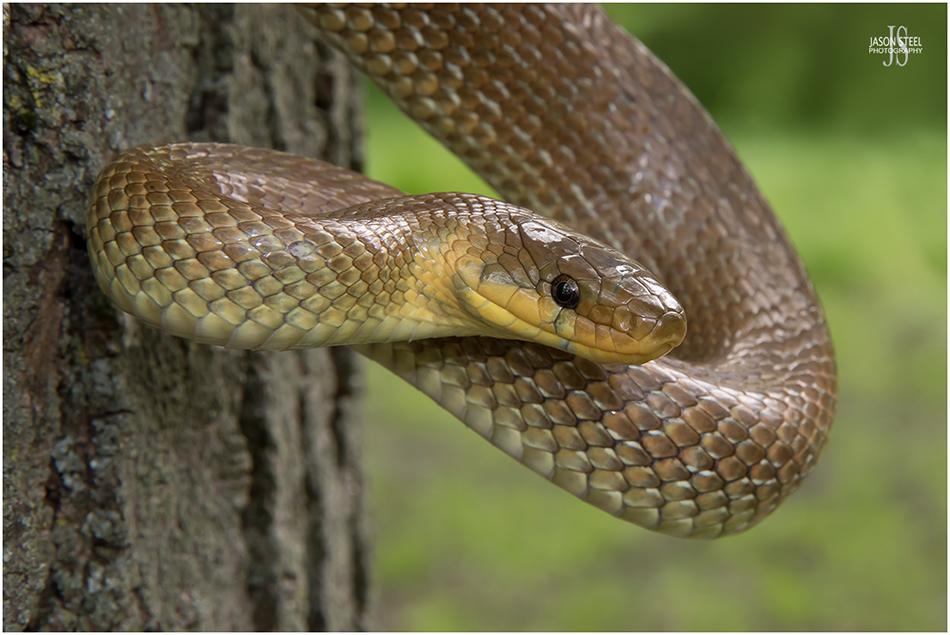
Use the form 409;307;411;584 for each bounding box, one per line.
868;25;923;67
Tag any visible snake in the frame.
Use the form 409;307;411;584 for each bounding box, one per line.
86;5;836;538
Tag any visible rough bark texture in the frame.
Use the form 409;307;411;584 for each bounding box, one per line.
3;5;370;630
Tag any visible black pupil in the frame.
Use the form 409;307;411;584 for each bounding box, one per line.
551;276;580;309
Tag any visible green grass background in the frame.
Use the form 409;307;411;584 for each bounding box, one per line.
354;5;947;630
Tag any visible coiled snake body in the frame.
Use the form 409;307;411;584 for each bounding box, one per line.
87;5;836;538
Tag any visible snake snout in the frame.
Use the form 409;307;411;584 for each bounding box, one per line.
651;310;687;351
643;281;687;347
596;274;686;363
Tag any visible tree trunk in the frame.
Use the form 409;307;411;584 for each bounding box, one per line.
3;5;369;630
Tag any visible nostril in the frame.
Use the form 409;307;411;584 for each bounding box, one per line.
652;311;687;346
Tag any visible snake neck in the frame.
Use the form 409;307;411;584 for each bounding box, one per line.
322;207;485;346
315;192;534;347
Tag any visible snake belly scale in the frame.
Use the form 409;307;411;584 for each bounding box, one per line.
86;5;836;538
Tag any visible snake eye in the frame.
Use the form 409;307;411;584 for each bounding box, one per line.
551;274;580;309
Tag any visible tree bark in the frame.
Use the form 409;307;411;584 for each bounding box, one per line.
3;5;369;630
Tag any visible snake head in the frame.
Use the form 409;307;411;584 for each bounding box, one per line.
455;216;686;364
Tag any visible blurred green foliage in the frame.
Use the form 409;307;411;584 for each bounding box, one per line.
355;4;947;630
605;4;947;136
